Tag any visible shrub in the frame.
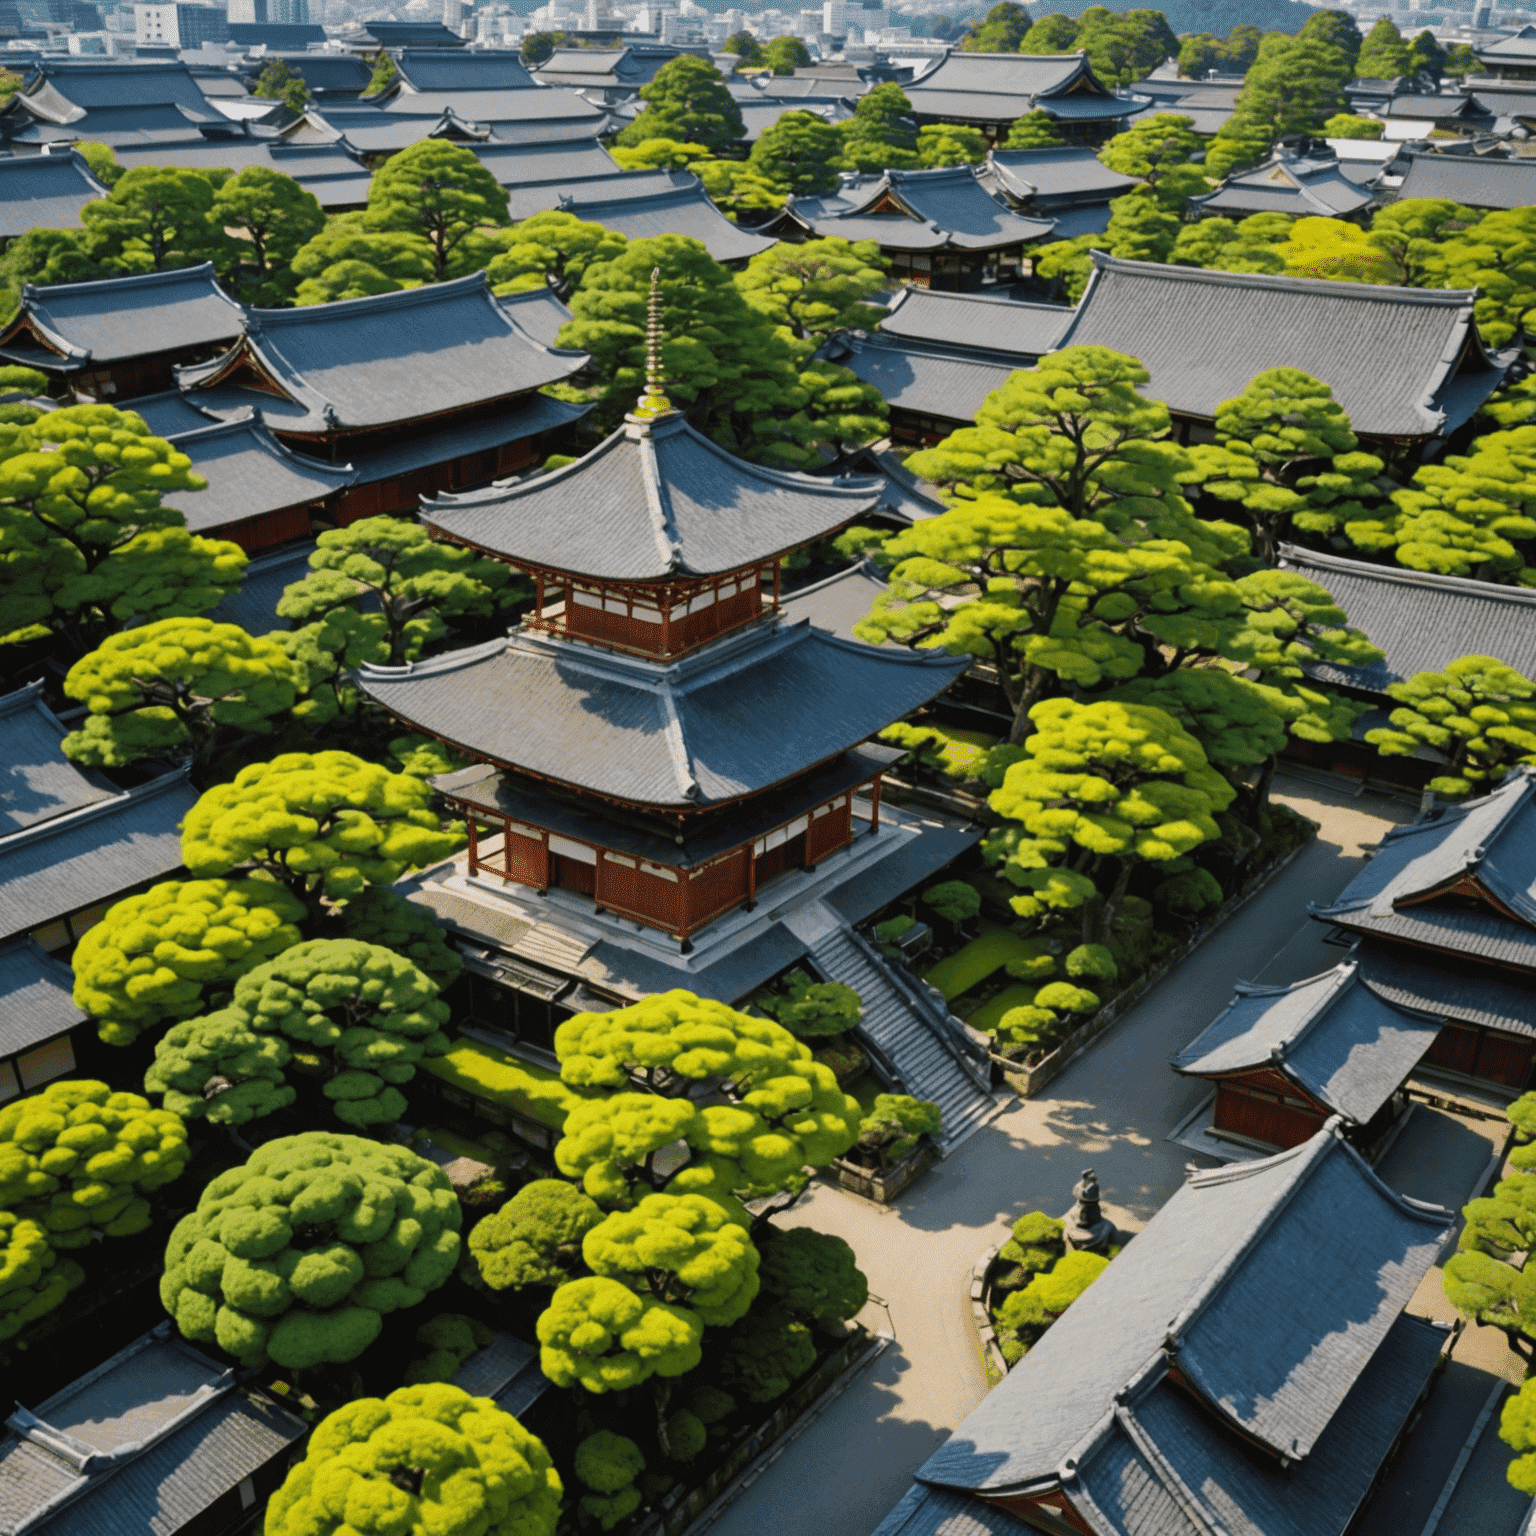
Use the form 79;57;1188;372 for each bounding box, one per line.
922;880;982;925
756;973;862;1038
717;1304;818;1402
997;1211;1065;1274
465;1178;603;1291
757;1226;868;1325
856;1094;942;1170
403;1312;495;1384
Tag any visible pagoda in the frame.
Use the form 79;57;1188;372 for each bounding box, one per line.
358;308;970;948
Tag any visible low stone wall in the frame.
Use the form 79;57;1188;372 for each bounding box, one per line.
833;1141;934;1205
990;838;1315;1101
968;1243;1009;1379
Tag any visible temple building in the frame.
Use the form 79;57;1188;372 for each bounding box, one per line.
1188;147;1381;222
777;166;1056;291
981;144;1139;239
0;151;108;248
360;340;1003;1149
173;274;590;524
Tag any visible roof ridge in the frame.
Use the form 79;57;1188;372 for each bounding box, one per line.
1277;543;1536;605
0;678;46;718
1271;960;1362;1066
636;424;682;573
242;269;496;326
1110;1400;1226;1536
0;766;191;857
22;260;233;305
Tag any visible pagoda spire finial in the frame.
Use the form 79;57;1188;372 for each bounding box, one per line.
631;266;675;423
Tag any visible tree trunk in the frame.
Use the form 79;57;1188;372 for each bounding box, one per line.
1097;860;1134;946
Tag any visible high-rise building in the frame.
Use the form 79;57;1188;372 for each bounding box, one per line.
721;5;743;28
821;0;848;30
133;0;228;44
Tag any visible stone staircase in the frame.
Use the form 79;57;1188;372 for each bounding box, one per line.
805;925;1005;1155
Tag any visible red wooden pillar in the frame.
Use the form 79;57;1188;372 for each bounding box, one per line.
870;775;883;835
745;842;757;911
467;814;480;875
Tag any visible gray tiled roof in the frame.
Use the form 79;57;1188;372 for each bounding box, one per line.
1054;253;1510;439
879;285;1070;358
3;105;226;149
492;287;572;349
0;151;107;239
421;410;879;581
1477;23;1536;58
1071;1313;1446;1536
501;167;687;224
261;51;372;95
450;1329;539;1398
906;50;1102;109
871;1484;1033;1536
1383;93;1492;118
107;139;374;209
0;682;116;834
355;19;466;45
14;59;217;117
393;48;538;93
1192;154;1378;219
1;1323;305;1536
738;100;851;141
556;181;776;263
0;264;244;371
468;136;623;188
984;145;1139;206
381;88;603;124
358;617;967;807
179;273;586;435
789;166;1056;251
1276;545;1536;696
208;540;314;637
1310;769;1536;969
0;939;85;1058
826;332;1018;423
123;391;219;438
161;416;357;535
1170;960;1439;1123
783;560;890;642
1355;937;1536;1038
1398;150;1536;209
916;1125;1451;1494
0;770;196;944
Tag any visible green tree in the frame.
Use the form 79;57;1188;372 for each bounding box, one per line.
253;57;310;113
145;1009;295;1127
1074;7;1177;86
537;1275;704;1392
0;1080;189;1250
1407;28;1447;83
1419;207;1536;349
212;166;325;304
0;403;242;657
574;1431;645;1528
1220;24;1266;72
1354;16;1409;79
608;136;712;171
1099;112;1201;185
227;938;451;1128
1444;41;1477;78
794;359;889;455
989;697;1236;941
756;974;862;1037
723;29;762;61
916;122;990;167
365;140;510;281
520;31;562;65
61;619;301;776
1168;213;1288;274
716;1305;815;1400
1276;215;1396;283
1324;112;1383;138
762;35;812;75
756;1226;867;1327
1369;196;1480;287
74;140;122;189
1365;657;1536;798
735;236;887;346
749;109;843;197
1184;366;1387;563
161;1133;460;1368
838;81;920;171
363;46;397;93
288;214;436;306
615;56;744;153
484;208;627;299
180;749;464;909
1021;11;1078;50
464;1179;605;1291
854;1093;941;1170
79;166;227;274
1002;109;1064;148
1178;32;1220;78
961;1;1033;52
0;1209;82;1343
0;229;103;308
695;158;788;221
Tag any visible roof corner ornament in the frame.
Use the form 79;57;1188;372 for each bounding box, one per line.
630;266;674;423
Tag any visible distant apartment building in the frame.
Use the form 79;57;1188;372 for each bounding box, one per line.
133;0;229;44
227;0;306;22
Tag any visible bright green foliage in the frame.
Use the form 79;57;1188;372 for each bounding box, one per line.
0;1080;188;1248
231;938;451;1128
960;1;1031;51
181;750;462;904
575;1431;644;1530
1408;28;1449;82
1324;113;1383;139
1184;366;1386;563
1065;943;1118;981
290;216;436;306
916;122;990;168
554;1094;700;1204
465;1179;604;1291
1364;657;1536;798
252;57;309;113
583;1192;760;1325
1106;671;1290;779
609;136;711;171
519;31;560;65
923;880;982;926
998;1210;1065;1272
1275;216;1396;283
212;167;325;305
402;1312;495;1385
1099;112;1201;184
536;1274;704;1392
79;166;228;273
336;886;461;991
1418;206;1536;349
1168;213;1288;275
1023;12;1080;50
717;1304;816;1401
74;140;123;188
1501;1381;1536;1495
695;158;787;221
161;1132;461;1369
558;233;832;468
0;1209;84;1341
856;1093;941;1170
995;1248;1108;1340
263;1383;561;1536
838;82;920;171
0;228;105;305
277;514;515;671
1354;15;1410;78
1153;865;1224;919
1508;1090;1536;1154
365;140;510;281
735;237;887;347
1003;110;1064;149
723;30;761;60
145;1009;296;1126
756;973;862;1038
748;110;843;197
1073;7;1178;86
762;35;812;75
61;619;300;773
616;56;744;153
71;877;307;1044
793;358;888;453
1368;427;1536;583
0;402;233;654
757;1225;868;1325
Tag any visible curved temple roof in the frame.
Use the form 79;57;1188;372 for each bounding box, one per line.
356;618;967;808
421;410;881;582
